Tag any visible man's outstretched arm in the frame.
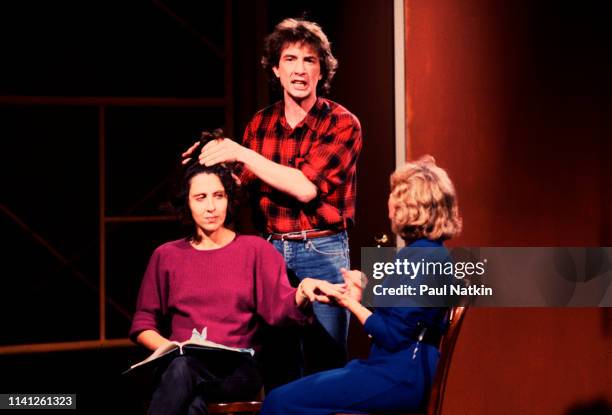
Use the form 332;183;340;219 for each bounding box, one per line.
198;138;318;203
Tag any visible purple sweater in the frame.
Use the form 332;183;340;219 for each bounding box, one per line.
129;235;309;351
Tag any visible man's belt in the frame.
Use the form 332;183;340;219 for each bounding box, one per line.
267;229;341;241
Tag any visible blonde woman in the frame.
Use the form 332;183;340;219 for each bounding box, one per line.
261;155;462;414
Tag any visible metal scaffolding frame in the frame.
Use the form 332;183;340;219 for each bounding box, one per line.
0;0;233;355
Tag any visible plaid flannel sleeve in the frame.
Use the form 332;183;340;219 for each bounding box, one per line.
296;114;362;196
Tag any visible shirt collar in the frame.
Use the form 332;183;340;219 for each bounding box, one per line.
302;97;327;130
277;97;329;132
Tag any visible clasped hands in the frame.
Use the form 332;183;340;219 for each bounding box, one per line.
295;268;366;308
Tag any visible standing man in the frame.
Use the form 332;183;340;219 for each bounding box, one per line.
192;18;362;381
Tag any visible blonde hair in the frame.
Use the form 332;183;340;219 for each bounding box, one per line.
389;155;462;242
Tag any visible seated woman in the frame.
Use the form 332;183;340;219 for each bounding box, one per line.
129;149;340;415
261;155;463;414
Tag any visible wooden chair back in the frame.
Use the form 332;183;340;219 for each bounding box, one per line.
425;306;467;415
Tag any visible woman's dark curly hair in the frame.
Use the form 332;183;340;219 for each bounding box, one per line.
261;18;338;96
172;130;240;242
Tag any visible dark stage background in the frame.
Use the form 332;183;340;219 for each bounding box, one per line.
1;1;611;414
0;1;395;413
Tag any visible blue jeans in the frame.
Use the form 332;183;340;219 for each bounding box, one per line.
268;231;350;380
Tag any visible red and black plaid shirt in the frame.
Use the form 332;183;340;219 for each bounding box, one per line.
237;97;362;234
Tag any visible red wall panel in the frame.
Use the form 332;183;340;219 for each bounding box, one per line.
405;1;612;413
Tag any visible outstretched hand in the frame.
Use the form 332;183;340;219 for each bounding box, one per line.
180;139;243;185
335;269;373;324
341;268;366;303
320;268;367;309
181;137;245;165
199;138;246;166
297;272;373;325
296;278;346;306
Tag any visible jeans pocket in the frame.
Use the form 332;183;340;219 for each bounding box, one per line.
306;237;347;257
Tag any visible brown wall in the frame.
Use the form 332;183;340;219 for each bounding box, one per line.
405;0;612;413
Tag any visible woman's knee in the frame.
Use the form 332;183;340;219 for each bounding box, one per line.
161;356;199;384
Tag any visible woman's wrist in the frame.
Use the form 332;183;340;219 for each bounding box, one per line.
295;280;309;306
350;301;373;325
